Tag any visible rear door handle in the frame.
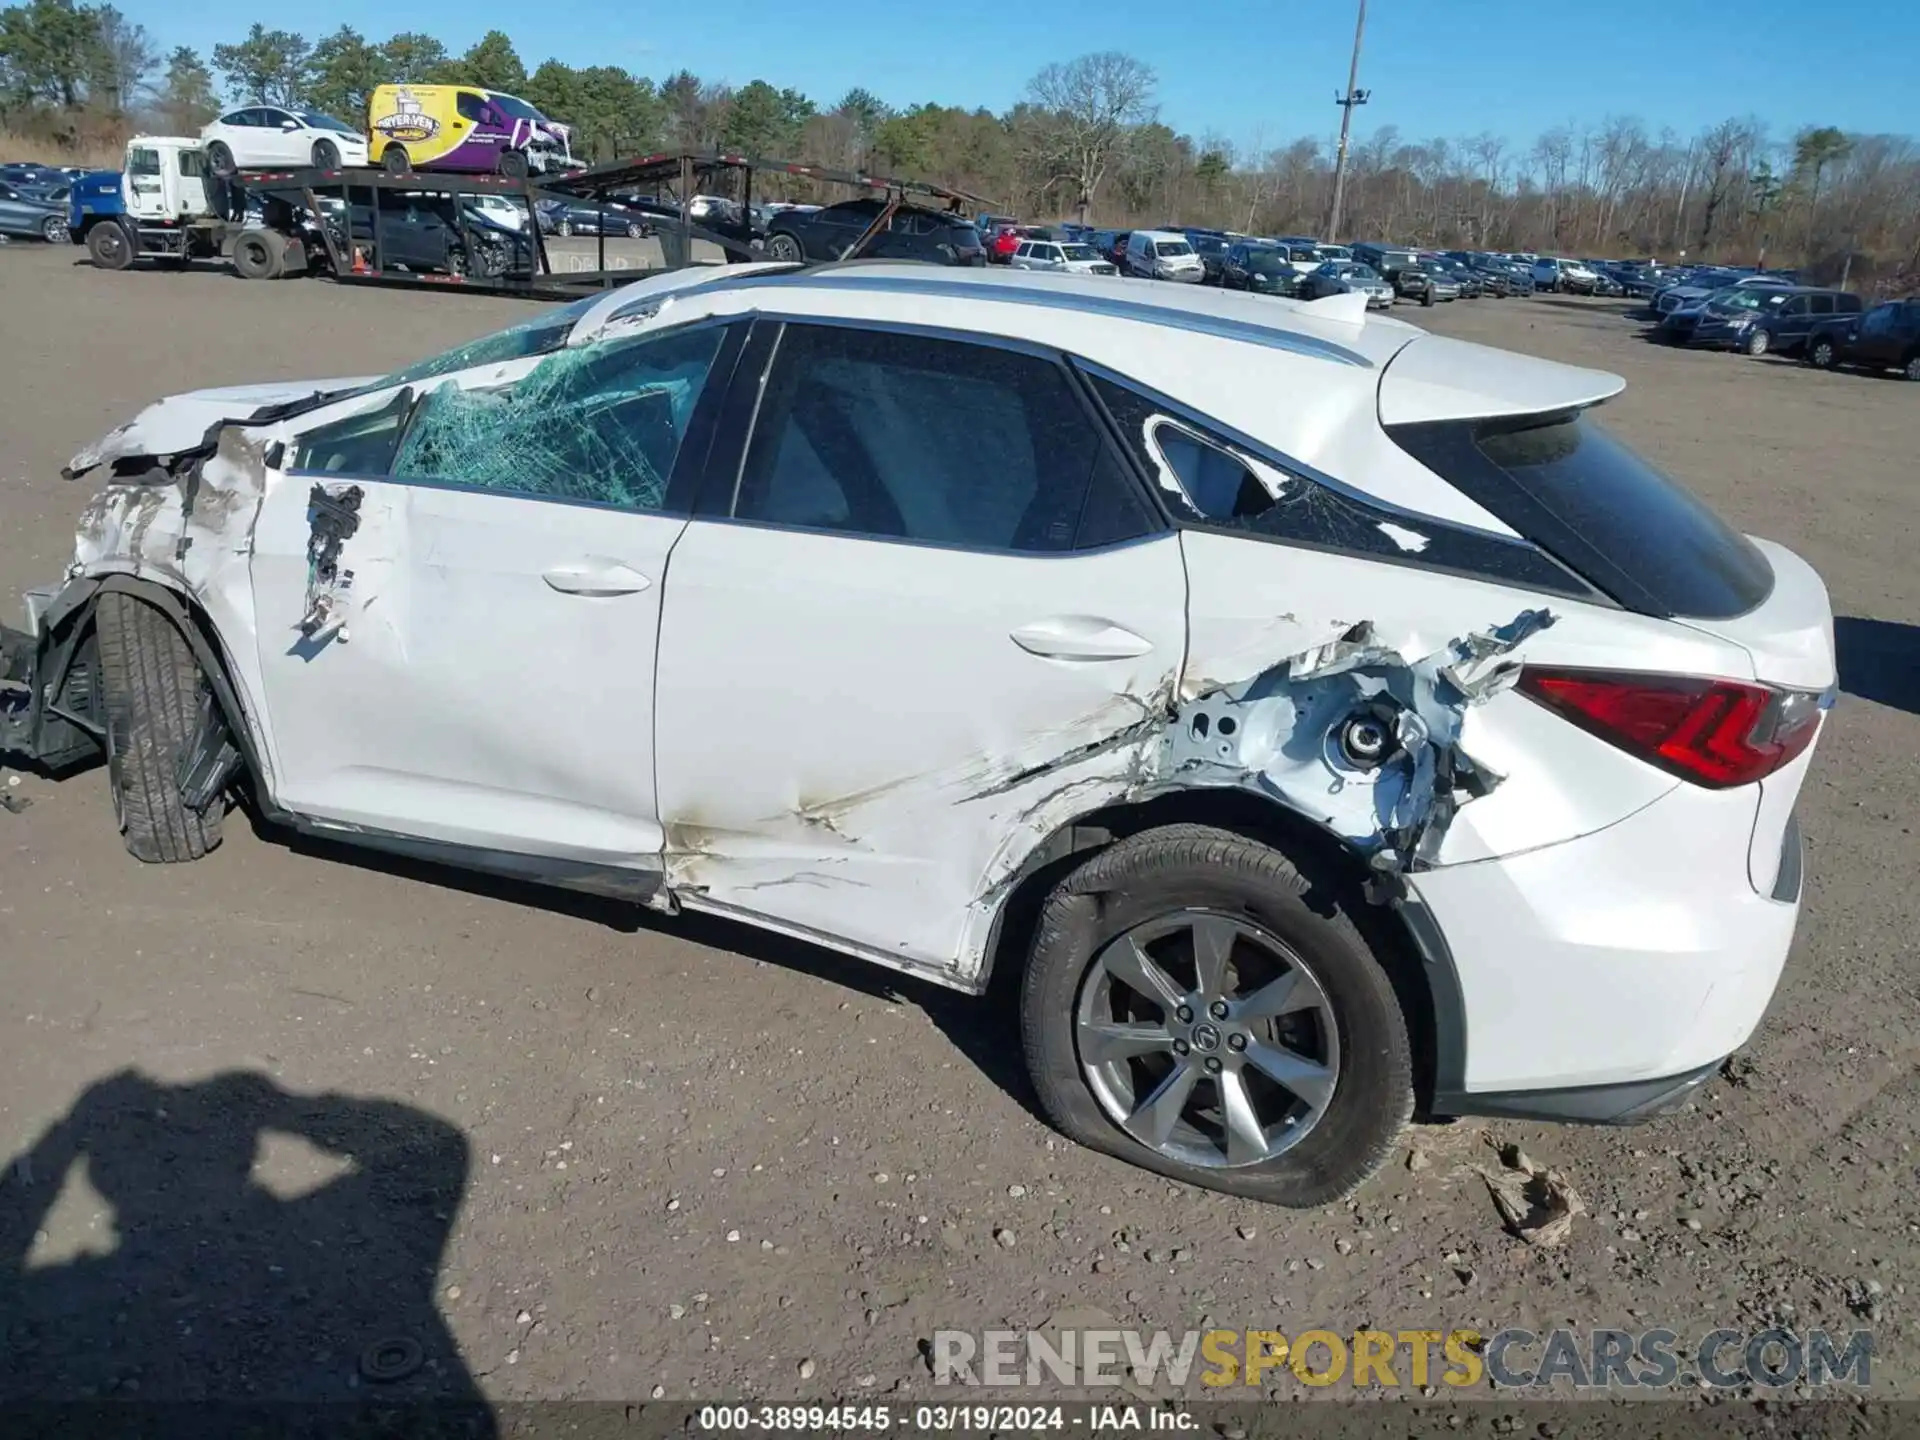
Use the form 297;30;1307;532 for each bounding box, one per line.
542;561;652;596
1010;616;1153;660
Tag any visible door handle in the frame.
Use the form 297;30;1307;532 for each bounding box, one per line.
1010;616;1153;661
542;561;652;596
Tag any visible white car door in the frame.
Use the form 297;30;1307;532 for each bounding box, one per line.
651;321;1188;978
244;321;743;877
254;107;303;165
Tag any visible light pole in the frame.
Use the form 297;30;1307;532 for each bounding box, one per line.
1325;0;1370;242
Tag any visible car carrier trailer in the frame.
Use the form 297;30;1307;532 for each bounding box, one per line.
70;139;989;301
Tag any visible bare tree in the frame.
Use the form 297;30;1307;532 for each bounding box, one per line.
1024;51;1157;223
1696;118;1761;252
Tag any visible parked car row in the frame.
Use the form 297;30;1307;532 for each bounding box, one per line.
0;175;71;244
972;222;1549;311
1648;278;1919;379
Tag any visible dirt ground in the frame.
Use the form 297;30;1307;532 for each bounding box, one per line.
2;246;1917;1408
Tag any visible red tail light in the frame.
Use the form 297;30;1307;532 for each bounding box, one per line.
1516;668;1824;788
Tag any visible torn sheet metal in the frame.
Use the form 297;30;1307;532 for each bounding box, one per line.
1163;610;1556;875
63;377;378;480
300;484;363;643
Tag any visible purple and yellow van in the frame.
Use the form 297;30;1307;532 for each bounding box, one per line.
368;84;573;178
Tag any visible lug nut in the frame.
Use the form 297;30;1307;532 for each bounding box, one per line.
1175;1005;1194;1023
1227;1033;1248;1052
1173;1039;1190;1056
1204;1057;1223;1075
1209;1001;1229;1020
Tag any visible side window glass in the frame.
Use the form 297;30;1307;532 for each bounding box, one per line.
1837;294;1862;314
390;325;728;511
1809;294;1834;316
1088;372;1585;593
292;390;414;475
128;148;160;176
456;91;488;122
733;325;1146;553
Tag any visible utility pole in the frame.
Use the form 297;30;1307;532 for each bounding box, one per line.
1324;0;1370;242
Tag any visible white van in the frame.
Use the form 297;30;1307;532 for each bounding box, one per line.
1124;229;1205;282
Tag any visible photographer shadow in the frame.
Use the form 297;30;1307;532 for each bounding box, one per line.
0;1068;492;1428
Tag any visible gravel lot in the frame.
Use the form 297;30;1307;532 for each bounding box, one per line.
2;247;1917;1406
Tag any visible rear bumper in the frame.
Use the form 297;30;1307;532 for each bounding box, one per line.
1436;1057;1724;1124
1410;782;1805;1099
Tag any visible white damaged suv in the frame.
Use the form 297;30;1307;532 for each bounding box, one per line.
0;264;1835;1207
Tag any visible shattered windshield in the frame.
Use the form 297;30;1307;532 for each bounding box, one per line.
390;324;725;510
380;295;602;390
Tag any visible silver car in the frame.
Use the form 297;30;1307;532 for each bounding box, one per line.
1300;259;1395;308
0;179;68;244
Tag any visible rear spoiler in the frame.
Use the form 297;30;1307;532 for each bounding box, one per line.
1379;333;1624;426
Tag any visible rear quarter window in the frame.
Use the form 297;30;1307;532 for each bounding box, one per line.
1387;410;1774;620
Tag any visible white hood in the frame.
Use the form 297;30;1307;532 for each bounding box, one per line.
65;376;380;478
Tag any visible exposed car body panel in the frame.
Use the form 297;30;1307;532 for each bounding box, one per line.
64;378;378;478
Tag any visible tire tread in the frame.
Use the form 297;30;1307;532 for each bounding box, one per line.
94;593;222;863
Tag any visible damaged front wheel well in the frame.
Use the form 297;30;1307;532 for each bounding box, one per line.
55;577;268;815
980;787;1458;1113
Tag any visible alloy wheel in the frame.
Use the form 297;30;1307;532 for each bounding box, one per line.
1075;911;1339;1170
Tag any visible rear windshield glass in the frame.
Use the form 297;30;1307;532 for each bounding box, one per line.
1387;410;1773;619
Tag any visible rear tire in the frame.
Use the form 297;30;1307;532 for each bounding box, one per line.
381;144;411;175
1020;824;1412;1207
94;593;224;863
1904;354;1920;382
230;229;282;281
206;141;236;178
766;232;803;263
1807;336;1838;369
41;213;68;244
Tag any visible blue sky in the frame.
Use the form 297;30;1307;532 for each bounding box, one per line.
146;0;1914;157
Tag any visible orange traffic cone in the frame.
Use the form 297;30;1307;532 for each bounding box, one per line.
351;246;371;275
